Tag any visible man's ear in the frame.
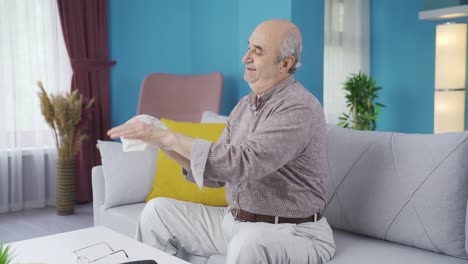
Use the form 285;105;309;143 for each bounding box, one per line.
280;56;295;73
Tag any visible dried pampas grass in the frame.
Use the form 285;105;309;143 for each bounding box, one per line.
37;81;94;159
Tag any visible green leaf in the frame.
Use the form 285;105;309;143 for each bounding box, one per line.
374;87;382;92
0;243;14;264
339;72;385;131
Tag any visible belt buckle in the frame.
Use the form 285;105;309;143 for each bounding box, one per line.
232;209;246;222
233;209;239;218
313;213;318;222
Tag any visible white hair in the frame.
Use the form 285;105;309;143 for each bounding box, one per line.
277;28;302;74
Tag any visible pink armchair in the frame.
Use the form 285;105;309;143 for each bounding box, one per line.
137;72;224;121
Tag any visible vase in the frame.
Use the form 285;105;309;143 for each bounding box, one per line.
56;158;75;215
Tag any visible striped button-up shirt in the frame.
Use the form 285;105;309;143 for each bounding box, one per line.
185;75;327;217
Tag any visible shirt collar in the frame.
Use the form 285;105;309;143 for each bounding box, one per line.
245;75;296;111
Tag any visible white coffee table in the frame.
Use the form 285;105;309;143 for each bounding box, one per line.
7;226;190;264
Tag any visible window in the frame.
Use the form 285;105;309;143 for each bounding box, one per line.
323;0;370;125
0;0;72;149
0;0;72;212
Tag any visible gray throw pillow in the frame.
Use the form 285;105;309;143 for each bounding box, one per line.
323;125;468;259
97;140;157;209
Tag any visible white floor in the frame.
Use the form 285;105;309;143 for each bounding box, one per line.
0;203;93;243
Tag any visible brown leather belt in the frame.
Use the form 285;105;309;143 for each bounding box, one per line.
231;209;321;224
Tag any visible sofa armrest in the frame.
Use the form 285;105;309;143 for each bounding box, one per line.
92;165;105;226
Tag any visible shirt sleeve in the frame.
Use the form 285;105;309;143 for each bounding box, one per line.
202;102;315;183
183;160;226;189
183;122;231;189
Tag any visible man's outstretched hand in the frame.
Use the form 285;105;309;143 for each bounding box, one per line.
107;118;173;149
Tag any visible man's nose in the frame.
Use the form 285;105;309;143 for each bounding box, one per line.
242;50;253;64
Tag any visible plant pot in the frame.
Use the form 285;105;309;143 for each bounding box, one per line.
56;158;75;215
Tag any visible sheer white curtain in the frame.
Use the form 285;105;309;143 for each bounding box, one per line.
323;0;370;124
0;0;72;212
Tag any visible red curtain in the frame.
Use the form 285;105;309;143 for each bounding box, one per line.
57;0;115;202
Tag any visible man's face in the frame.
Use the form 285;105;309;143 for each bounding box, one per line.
242;24;283;95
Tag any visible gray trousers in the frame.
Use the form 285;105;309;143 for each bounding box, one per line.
136;198;336;264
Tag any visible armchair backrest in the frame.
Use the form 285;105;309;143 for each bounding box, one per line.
137;72;223;122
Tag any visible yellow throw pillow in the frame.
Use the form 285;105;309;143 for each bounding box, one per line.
145;118;228;206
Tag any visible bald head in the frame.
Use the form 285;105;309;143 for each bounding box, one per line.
255;20;302;73
242;20;302;95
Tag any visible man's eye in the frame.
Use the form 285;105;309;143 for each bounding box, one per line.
247;46;261;55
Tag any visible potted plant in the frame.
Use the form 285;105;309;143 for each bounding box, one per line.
0;243;14;264
338;72;385;130
37;81;94;215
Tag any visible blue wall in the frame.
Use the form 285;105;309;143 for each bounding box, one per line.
189;0;239;114
109;0;324;127
292;0;325;102
109;0;192;127
110;0;468;133
371;0;437;133
372;0;468;133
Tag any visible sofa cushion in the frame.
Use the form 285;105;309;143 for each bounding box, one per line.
203;229;466;264
98;203;146;238
323;125;468;258
97;140;157;209
145;119;228;206
328;230;468;264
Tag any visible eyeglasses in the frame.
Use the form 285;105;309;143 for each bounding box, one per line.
73;242;129;264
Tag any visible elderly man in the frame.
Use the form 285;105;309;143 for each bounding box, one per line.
108;19;335;263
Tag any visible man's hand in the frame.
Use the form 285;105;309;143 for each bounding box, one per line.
107;117;194;162
107;118;173;148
